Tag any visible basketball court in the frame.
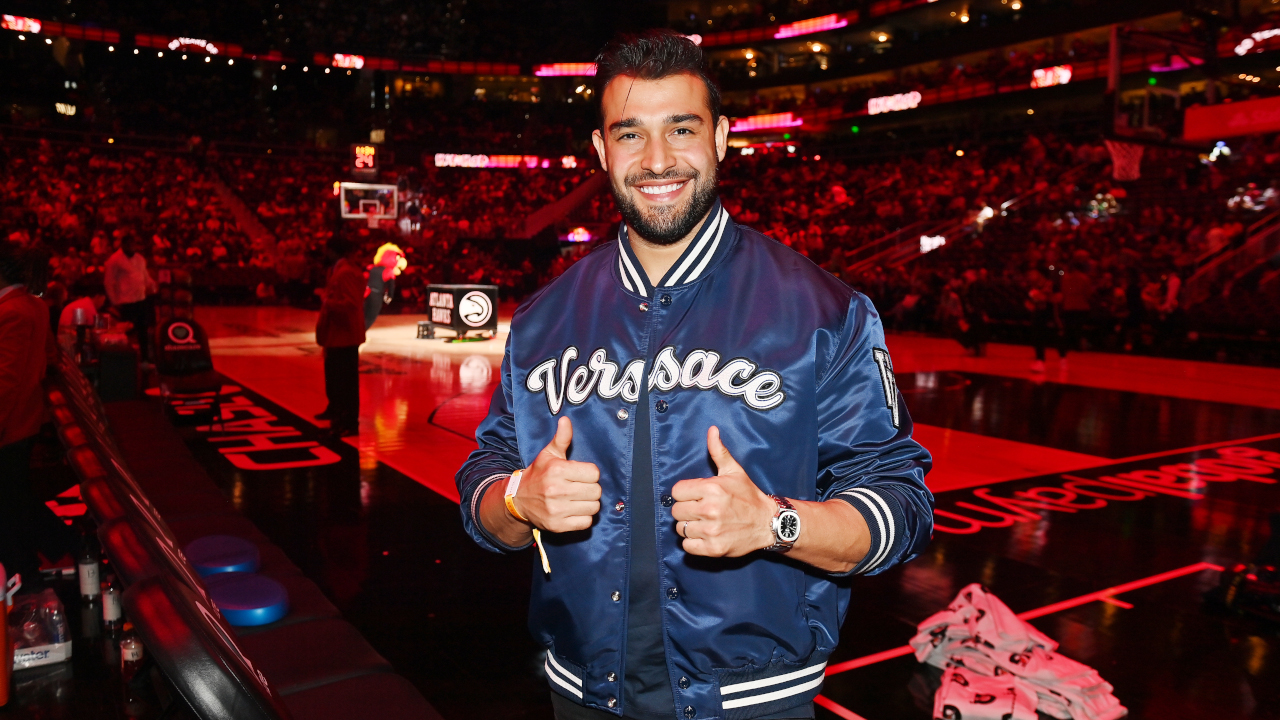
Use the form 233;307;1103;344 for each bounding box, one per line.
158;305;1280;720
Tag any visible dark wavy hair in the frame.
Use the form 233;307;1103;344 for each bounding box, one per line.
593;29;721;130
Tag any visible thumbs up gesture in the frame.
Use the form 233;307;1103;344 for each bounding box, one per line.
671;426;776;557
514;416;602;533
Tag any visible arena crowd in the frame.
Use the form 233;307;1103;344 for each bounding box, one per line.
2;123;1276;363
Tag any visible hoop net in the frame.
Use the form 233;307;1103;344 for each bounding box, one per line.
1104;140;1144;181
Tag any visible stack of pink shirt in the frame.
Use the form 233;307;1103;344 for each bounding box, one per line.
910;583;1127;720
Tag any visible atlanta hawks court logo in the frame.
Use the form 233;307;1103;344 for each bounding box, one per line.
459;291;493;327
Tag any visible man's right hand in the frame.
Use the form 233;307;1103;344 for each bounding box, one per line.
513;417;602;533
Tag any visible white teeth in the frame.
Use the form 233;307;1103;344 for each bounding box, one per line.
638;183;684;195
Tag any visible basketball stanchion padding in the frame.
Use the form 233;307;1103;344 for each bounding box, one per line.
205;573;290;627
186;535;262;576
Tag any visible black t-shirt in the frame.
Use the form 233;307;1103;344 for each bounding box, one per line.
624;373;671;720
614;371;813;720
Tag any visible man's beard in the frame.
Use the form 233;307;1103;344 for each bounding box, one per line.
613;165;718;247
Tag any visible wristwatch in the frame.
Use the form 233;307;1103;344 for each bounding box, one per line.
765;495;801;552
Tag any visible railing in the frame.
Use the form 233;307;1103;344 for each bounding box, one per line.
1184;210;1280;307
842;163;1092;277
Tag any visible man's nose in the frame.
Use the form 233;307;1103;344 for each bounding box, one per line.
642;135;676;177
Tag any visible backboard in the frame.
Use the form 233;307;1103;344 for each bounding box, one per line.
338;182;398;219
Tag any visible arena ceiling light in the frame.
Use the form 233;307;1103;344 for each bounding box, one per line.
1;15;42;33
1235;28;1280;55
1031;65;1072;88
773;13;848;39
534;63;597;77
867;91;921;115
167;37;219;54
330;53;365;69
729;112;804;132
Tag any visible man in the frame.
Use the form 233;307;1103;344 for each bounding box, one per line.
315;238;365;437
1058;259;1092;362
456;31;933;720
104;233;158;363
0;244;67;584
58;285;108;329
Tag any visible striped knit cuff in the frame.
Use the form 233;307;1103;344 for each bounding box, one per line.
833;487;906;576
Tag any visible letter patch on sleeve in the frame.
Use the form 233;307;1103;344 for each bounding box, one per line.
871;348;900;429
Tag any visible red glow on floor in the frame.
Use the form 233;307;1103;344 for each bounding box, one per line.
1015;561;1223;620
814;694;869;720
825;646;914;675
825;561;1223;679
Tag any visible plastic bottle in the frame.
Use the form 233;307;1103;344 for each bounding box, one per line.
41;592;69;644
78;539;101;605
102;574;123;632
120;622;144;684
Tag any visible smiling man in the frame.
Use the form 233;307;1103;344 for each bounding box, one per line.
456;30;934;720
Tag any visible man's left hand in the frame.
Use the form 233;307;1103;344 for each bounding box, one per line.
671;426;776;557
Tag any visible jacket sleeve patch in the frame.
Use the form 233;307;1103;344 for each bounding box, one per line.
871;347;900;429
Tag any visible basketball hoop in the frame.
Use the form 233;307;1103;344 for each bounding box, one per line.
1104;140;1144;181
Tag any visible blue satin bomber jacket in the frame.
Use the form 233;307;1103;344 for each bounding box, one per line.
456;203;934;720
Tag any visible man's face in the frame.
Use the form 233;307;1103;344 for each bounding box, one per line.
592;73;729;246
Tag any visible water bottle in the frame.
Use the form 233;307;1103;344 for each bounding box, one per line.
102;574;123;632
78;538;101;605
41;594;69;644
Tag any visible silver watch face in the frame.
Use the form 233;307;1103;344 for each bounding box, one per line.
776;509;801;543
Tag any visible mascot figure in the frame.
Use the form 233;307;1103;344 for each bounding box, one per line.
364;243;407;330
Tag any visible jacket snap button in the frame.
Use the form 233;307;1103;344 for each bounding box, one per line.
639;302;649;312
617;408;629;420
655;400;668;413
607;672;617;682
611;591;621;602
660;294;672;306
684;706;695;719
607;697;618;708
667;587;679;600
661;495;674;507
678;676;690;690
615;501;625;512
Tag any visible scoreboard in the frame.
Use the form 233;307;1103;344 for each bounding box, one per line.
352;144;378;173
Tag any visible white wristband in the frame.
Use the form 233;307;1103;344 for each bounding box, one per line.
504;468;525;500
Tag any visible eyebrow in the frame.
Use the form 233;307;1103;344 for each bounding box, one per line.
608;113;707;134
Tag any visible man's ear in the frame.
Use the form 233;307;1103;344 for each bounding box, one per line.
591;129;609;172
714;115;730;163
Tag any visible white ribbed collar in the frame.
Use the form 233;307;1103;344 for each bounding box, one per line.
615;200;731;298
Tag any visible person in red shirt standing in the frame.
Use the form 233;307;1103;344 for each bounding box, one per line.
315;238;366;438
0;243;71;584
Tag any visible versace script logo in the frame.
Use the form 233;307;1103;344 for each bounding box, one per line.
526;346;786;414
